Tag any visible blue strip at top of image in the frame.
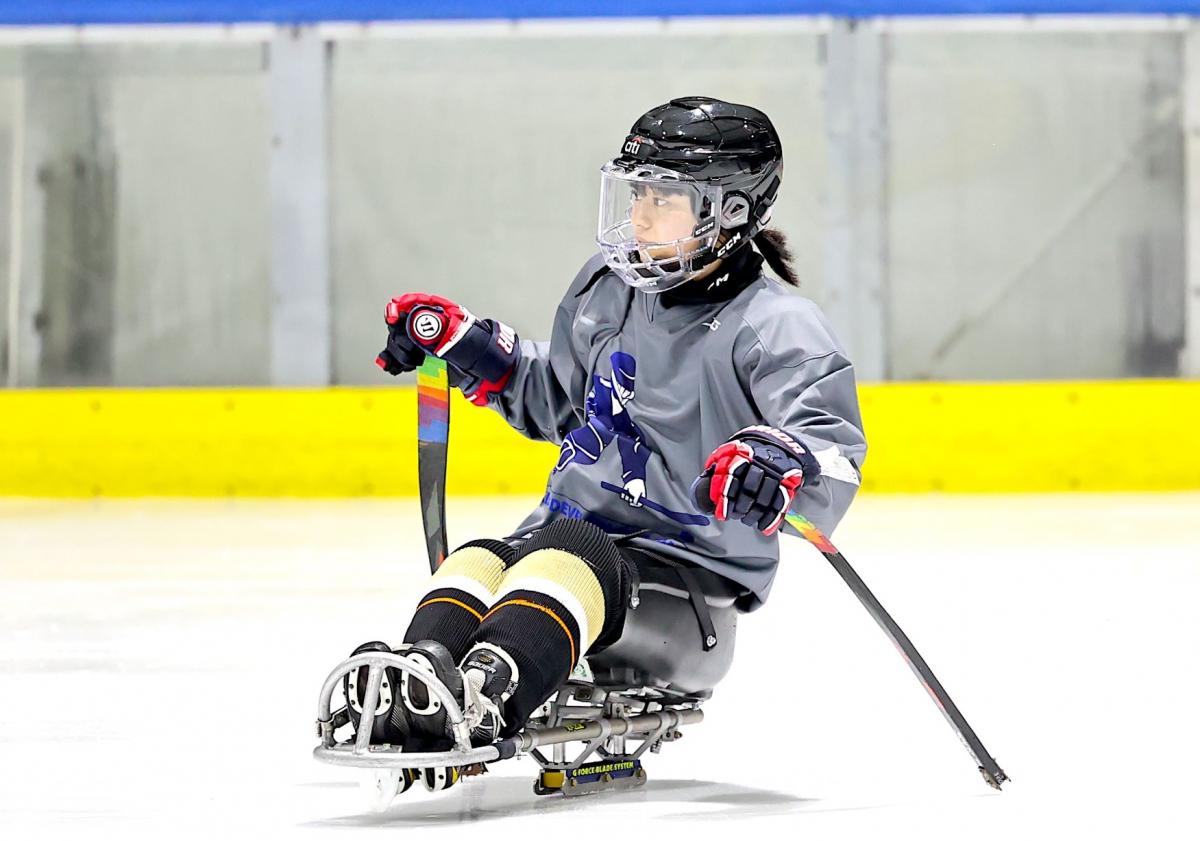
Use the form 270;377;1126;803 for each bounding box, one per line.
4;1;1200;26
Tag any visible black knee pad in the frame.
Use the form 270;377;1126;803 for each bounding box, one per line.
514;518;629;647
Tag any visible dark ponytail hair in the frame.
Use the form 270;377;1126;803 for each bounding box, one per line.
753;228;800;287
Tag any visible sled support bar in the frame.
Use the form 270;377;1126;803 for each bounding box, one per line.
314;695;704;771
520;708;703;753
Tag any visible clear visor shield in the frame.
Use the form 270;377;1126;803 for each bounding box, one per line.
597;163;722;291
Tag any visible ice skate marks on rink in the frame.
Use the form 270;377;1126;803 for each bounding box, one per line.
1;495;1198;840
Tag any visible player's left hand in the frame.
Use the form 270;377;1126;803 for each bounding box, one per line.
691;426;821;536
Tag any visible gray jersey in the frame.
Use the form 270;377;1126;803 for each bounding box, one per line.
485;254;867;609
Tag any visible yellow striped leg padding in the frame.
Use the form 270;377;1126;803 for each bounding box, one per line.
495;548;607;653
415;544;508;618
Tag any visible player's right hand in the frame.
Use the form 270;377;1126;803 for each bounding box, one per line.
375;293;521;407
375;295;428;375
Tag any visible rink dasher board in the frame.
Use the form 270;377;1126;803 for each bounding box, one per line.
3;381;1197;496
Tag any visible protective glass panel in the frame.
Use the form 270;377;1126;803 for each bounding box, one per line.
329;28;826;383
886;30;1185;380
1;42;270;387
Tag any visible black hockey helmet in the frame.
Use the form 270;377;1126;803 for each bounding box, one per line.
597;96;783;292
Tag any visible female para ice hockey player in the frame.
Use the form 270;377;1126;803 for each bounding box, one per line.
355;97;868;782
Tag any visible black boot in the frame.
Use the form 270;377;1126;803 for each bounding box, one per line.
343;641;410;746
399;640;464;753
398;640;520;793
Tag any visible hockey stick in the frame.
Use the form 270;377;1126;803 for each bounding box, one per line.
416;356;450;572
783;511;1009;790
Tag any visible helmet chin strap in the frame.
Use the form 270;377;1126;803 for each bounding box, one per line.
692;228;750;279
688;261;723;284
687;244;728;284
673;194;750;284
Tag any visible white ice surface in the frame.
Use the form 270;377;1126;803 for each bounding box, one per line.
1;494;1198;840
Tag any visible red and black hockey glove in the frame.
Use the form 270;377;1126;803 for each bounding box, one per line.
375;293;521;406
691;426;821;536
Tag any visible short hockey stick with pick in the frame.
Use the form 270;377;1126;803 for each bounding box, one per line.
783;510;1009;790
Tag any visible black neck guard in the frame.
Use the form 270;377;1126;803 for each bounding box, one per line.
660;245;765;308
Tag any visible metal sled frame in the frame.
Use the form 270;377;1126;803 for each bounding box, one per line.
314;651;704;777
524;678;704;795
